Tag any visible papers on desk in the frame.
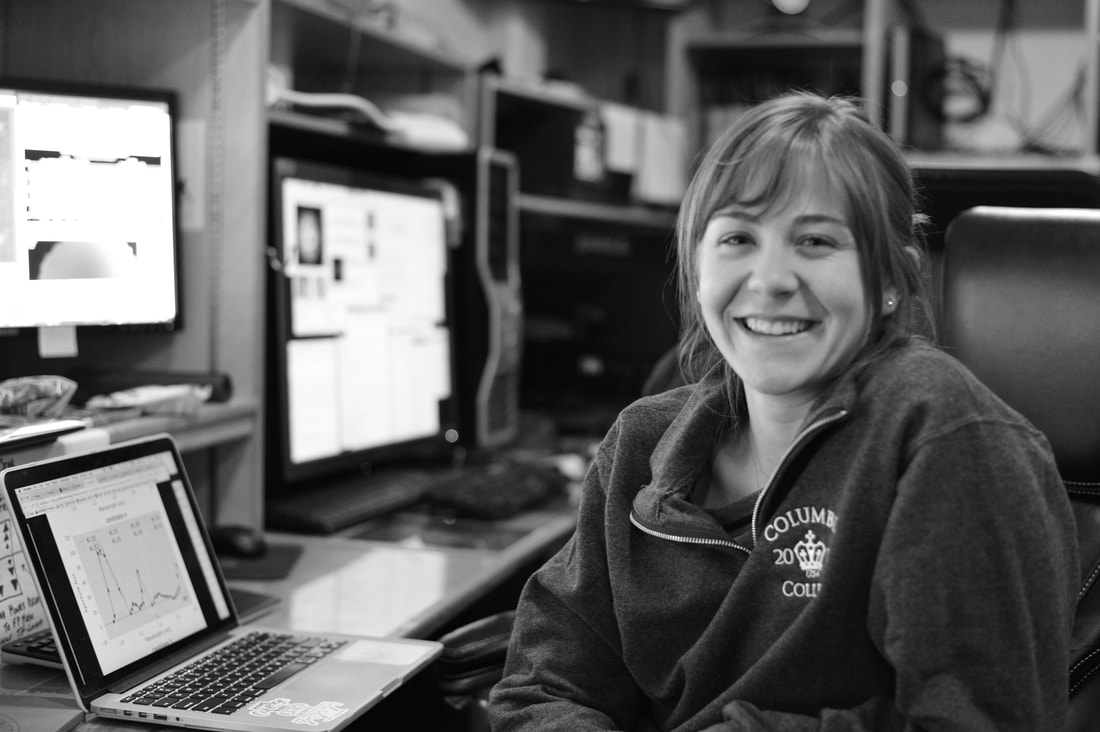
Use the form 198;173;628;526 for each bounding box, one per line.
0;419;86;450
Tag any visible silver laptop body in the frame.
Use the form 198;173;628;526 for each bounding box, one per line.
1;433;441;732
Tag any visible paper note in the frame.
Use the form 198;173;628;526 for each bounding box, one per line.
37;325;78;358
0;510;48;645
0;430;110;646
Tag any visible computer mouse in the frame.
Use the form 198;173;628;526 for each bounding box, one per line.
209;524;268;559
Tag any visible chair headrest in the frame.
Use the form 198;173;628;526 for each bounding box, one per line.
941;206;1100;483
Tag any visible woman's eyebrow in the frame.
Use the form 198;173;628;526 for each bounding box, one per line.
712;209;849;227
794;213;850;226
712;206;759;222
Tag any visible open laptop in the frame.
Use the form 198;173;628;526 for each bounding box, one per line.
1;433;442;731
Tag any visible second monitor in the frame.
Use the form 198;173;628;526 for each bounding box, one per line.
267;155;460;487
265;147;524;505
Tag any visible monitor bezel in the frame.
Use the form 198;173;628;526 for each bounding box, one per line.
0;74;183;333
267;155;461;488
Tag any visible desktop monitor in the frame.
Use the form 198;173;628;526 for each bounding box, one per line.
0;77;181;331
267;156;460;489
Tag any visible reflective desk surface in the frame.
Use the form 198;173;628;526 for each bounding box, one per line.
232;498;578;640
0;497;578;731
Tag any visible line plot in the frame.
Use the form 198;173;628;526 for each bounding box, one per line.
73;511;190;639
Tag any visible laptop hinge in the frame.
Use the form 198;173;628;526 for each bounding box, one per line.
107;631;233;693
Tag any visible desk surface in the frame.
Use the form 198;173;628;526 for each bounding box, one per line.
0;498;577;731
231;499;576;639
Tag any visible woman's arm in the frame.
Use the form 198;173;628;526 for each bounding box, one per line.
490;569;643;731
490;426;646;731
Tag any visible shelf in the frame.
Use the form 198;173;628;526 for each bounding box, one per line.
518;193;677;231
269;107;392;142
274;0;474;76
0;399;258;474
480;77;684;225
683;28;865;150
687;28;864;80
487;77;599;114
268;107;474;155
906;151;1100;175
99;399;259;453
687;27;864;52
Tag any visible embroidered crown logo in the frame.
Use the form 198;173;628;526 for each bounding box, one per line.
794;530;826;578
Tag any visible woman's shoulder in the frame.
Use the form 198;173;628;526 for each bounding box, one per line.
873;340;969;384
591;381;713;473
860;340;1033;428
622;382;695;417
602;385;695;449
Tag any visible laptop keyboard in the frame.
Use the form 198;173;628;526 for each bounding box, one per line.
119;631;346;715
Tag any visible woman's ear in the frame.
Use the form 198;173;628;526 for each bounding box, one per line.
883;286;899;314
882;246;920;315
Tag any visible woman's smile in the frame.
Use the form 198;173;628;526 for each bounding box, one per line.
737;316;817;337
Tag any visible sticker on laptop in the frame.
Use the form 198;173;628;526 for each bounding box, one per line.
335;639;431;665
248;698;350;726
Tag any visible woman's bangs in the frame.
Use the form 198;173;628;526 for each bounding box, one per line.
710;138;825;218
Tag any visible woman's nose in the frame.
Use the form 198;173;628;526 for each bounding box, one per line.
746;242;799;295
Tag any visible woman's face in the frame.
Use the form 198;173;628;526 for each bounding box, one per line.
696;172;873;406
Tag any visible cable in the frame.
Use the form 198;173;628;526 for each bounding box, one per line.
921;0;1016;126
1016;62;1087;154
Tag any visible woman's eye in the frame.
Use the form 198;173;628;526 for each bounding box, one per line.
798;235;836;249
718;232;753;247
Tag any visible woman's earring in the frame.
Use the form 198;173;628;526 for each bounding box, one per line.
884;296;897;313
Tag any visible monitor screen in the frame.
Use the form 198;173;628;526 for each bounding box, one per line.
268;156;459;486
0;77;180;331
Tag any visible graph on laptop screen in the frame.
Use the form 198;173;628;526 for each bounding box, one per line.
0;77;181;331
10;446;232;676
267;157;460;490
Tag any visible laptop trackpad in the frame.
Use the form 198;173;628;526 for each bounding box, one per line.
283;660;402;698
279;639;435;698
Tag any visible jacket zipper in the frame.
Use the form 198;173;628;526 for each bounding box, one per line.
750;408;849;546
629;407;849;554
629;517;752;555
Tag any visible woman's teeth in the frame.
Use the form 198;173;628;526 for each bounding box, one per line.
741;317;812;336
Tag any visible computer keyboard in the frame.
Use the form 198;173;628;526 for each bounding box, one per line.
426;461;569;520
120;631;345;714
266;461;571;534
266;469;435;534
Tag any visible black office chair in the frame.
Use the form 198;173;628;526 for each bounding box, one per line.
940;205;1100;730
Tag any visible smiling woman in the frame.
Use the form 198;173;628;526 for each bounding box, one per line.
695;169;870;419
490;91;1078;731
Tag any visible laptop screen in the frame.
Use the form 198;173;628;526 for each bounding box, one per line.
4;435;237;695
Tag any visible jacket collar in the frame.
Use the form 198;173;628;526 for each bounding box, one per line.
634;359;864;537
